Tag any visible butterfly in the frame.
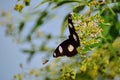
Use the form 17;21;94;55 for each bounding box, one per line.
53;14;80;58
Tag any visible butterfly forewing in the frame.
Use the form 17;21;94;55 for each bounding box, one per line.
68;15;80;46
68;14;76;35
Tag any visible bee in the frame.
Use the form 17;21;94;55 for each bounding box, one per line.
42;59;49;64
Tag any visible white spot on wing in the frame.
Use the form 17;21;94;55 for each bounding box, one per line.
70;12;74;16
59;46;63;53
69;23;73;28
53;53;56;56
68;44;74;52
68;17;72;19
73;34;77;41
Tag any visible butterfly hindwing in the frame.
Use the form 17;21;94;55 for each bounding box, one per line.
53;39;68;57
53;39;78;57
53;13;80;58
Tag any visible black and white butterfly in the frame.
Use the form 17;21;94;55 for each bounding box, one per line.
53;14;80;58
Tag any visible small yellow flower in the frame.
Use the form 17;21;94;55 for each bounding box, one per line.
24;0;31;6
80;64;87;72
30;69;40;77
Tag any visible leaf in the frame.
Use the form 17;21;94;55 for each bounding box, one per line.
46;34;52;40
27;53;34;62
109;25;119;42
31;11;47;33
33;0;49;9
26;34;32;42
53;0;80;9
73;5;85;13
22;49;35;62
83;46;91;52
100;23;111;37
40;41;49;51
89;43;101;48
60;15;68;36
22;49;35;53
19;21;25;33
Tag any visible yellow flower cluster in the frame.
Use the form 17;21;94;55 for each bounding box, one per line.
14;0;31;12
79;38;120;79
14;4;24;12
73;14;103;55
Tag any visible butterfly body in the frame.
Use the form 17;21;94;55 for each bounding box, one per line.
53;14;80;58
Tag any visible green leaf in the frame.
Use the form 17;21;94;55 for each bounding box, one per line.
19;21;25;33
22;49;35;62
100;23;111;37
40;41;49;51
89;43;101;48
30;11;48;35
60;15;68;36
109;25;119;42
22;49;35;53
26;34;32;42
76;73;92;80
46;34;52;40
33;0;49;9
83;46;91;52
73;5;85;13
27;53;34;62
53;0;80;9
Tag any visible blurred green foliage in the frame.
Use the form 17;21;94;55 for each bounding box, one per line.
1;0;120;80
